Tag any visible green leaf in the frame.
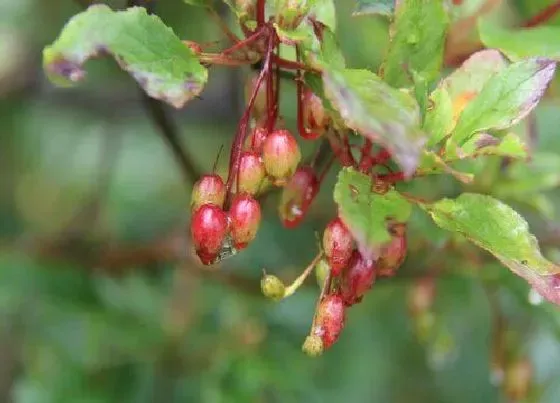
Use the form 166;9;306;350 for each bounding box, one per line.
43;5;208;109
424;193;560;305
479;19;560;61
334;167;412;258
460;132;527;159
417;151;474;184
450;58;556;146
322;67;426;176
310;0;337;31
353;0;395;17
382;0;449;88
424;86;453;147
425;49;508;147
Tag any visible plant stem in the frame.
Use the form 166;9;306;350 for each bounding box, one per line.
257;0;266;26
283;252;323;298
523;1;560;28
220;28;266;56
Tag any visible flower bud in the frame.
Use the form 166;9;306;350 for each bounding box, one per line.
274;0;312;30
191;174;226;211
191;204;229;264
229;193;261;249
312;294;345;349
262;129;301;184
261;274;286;301
278;166;319;228
377;223;407;277
238;152;265;195
302;88;329;139
315;258;330;288
323;218;354;276
340;250;376;306
302;334;324;357
245;125;268;153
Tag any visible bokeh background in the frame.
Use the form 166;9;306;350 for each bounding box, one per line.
1;0;560;402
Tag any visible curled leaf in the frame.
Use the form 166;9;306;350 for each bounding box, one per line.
43;5;208;109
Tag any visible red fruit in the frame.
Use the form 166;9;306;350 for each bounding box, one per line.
323;218;354;276
191;204;229;264
341;250;376;306
302;88;329;139
229;193;261;249
312;294;345;349
262;129;301;183
377;223;407;277
191;174;226;211
238;151;265;195
246;125;268;152
245;72;267;120
278;166;319;228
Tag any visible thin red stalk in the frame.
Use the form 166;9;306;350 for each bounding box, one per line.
225;35;273;198
318;155;335;183
371;148;391;165
220;28;266;56
273;42;281;123
357;139;373;172
272;54;319;72
523;1;560;28
265;31;277;133
295;47;315;139
257;0;266;27
377;171;405;184
326;132;354;167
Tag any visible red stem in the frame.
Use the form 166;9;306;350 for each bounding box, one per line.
272;54;319;72
295;47;316;140
523;1;560;28
265;31;277;133
326;132;355;167
225;33;273;199
377;171;405;184
273;42;281;123
371;148;391;165
357;139;373;172
220;28;266;56
257;0;266;27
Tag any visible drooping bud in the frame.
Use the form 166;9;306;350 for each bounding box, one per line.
279;166;319;228
340;250;376;306
261;273;286;301
245;71;267;120
311;294;345;349
245;125;268;153
191;204;229;264
262;129;301;184
314;258;330;288
274;0;312;30
229;193;261;249
302;87;329;139
238;152;265;195
377;223;407;277
322;218;354;276
191;174;226;211
302;334;324;357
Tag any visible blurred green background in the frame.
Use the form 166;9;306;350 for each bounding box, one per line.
1;0;560;402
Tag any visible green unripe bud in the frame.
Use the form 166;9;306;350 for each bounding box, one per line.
260;274;286;301
315;258;330;288
302;334;324;357
274;0;312;30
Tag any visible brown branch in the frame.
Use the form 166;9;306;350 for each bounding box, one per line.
523;1;560;28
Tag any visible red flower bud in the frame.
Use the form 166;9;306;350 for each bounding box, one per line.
278;166;319;228
377;223;407;277
262;129;301;183
191;174;226;211
245;125;268;153
238;151;265;195
191;204;229;264
229;193;261;249
302;88;329;139
341;250;376;306
312;294;345;349
323;218;354;276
